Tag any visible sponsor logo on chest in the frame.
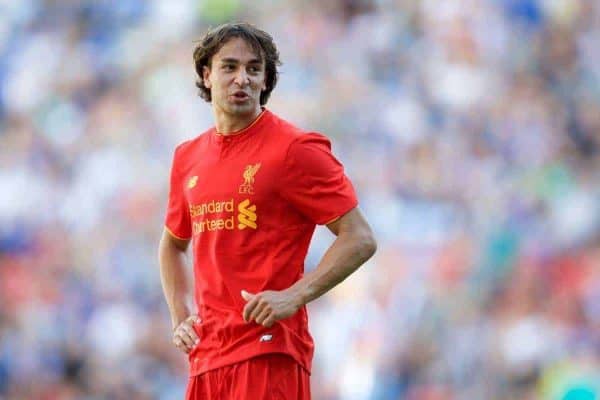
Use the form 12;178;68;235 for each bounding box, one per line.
188;163;261;235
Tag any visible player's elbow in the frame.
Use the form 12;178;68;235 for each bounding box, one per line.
355;229;377;263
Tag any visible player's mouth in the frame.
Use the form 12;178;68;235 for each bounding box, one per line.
231;91;250;103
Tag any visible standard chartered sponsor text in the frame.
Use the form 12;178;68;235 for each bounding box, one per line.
193;217;235;234
190;199;234;217
190;198;256;234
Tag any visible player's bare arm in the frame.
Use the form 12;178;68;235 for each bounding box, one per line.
158;230;200;353
242;207;376;327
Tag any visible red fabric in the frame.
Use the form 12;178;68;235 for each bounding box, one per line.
185;354;311;400
165;109;358;376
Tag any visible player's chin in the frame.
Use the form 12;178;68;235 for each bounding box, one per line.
228;104;256;115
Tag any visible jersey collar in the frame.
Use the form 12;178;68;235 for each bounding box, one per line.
211;108;269;145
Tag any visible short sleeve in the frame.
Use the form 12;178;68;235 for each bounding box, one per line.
280;133;358;225
164;147;192;239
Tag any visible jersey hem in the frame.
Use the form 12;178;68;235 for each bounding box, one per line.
189;349;312;377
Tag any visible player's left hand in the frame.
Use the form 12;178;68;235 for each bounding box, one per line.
241;289;301;327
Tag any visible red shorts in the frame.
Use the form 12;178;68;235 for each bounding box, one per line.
185;354;311;400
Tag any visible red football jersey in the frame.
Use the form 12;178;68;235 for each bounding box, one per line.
165;109;358;376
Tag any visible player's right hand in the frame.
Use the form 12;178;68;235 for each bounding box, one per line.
172;315;201;354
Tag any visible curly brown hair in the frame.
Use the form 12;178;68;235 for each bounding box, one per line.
193;22;282;106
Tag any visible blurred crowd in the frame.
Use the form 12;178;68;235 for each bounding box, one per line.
1;0;599;399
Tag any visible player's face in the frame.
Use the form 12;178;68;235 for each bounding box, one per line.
203;37;267;118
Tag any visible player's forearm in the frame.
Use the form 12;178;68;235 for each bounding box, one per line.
290;231;376;306
158;237;193;329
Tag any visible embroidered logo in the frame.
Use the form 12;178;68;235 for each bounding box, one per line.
237;199;257;229
239;163;261;194
187;176;198;189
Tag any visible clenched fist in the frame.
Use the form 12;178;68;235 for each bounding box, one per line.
172;315;201;354
241;289;302;328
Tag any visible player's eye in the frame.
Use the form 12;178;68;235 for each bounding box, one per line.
248;66;260;73
222;64;235;71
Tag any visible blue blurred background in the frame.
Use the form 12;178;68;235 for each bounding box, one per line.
1;1;599;399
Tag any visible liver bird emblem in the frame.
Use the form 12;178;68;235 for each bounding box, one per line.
239;163;261;194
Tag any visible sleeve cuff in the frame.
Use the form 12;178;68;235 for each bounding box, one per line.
317;202;358;226
165;225;191;241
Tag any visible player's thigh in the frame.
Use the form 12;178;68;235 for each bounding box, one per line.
232;354;311;400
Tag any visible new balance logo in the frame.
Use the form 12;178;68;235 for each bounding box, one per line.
238;199;257;229
260;334;273;342
187;176;198;189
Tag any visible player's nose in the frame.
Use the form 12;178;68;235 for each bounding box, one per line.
234;69;250;86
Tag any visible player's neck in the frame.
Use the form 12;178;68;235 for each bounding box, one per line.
213;107;263;135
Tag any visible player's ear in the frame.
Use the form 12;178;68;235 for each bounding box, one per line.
202;65;212;89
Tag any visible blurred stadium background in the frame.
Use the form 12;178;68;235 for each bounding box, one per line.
1;0;600;399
